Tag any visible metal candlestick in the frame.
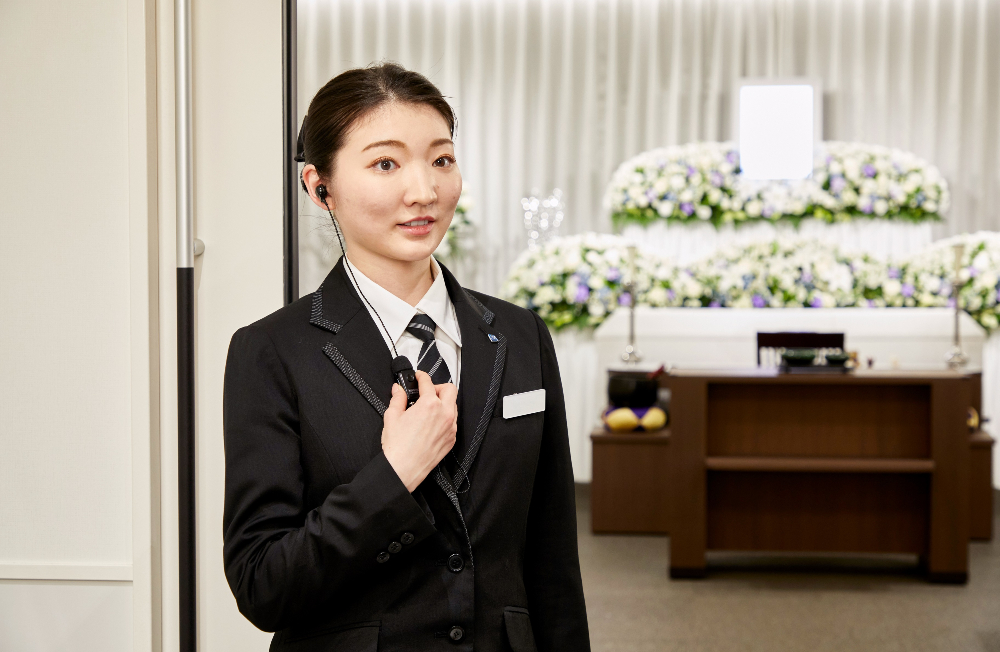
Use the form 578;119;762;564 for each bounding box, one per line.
621;245;642;365
945;242;969;370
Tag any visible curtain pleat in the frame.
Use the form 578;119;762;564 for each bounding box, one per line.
297;0;1000;297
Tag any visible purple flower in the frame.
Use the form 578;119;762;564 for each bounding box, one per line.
810;296;824;308
709;300;721;308
687;165;697;176
618;292;632;306
801;271;813;283
863;164;877;178
888;267;901;279
710;171;724;187
867;299;877;307
726;151;739;164
646;188;657;201
947;298;957;308
967;266;979;278
830;176;847;193
762;205;774;217
606;267;621;282
667;289;676;300
752;294;766;308
574;284;590;303
902;283;915;297
681;202;694;215
860;200;874;214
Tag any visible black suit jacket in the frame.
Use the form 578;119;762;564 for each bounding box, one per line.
222;258;591;652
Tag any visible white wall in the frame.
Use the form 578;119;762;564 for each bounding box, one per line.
155;0;282;650
0;0;158;650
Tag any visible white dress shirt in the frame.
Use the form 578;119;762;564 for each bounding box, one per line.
343;255;462;389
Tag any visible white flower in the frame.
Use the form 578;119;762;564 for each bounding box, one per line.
974;271;998;292
647;287;668;305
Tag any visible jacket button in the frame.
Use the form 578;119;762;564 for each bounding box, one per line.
447;553;464;573
400;532;415;545
376;551;390;564
388;541;402;554
448;625;464;641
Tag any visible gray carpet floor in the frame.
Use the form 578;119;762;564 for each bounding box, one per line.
575;484;1000;652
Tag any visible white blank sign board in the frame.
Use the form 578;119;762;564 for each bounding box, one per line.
738;84;816;180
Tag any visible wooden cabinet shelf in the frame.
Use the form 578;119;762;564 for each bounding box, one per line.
668;369;974;583
705;456;935;473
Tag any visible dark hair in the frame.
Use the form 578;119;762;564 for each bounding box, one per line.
296;61;456;184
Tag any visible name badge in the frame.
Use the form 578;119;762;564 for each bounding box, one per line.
502;389;546;419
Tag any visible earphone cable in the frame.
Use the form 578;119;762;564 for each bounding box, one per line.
324;204;401;360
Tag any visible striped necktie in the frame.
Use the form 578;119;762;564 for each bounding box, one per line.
406;313;452;385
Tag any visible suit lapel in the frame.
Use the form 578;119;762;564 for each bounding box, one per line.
310;257;395;415
440;263;506;489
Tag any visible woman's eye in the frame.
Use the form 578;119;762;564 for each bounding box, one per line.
435;156;455;167
374;158;397;171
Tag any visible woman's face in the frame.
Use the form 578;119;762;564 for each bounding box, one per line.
308;101;461;268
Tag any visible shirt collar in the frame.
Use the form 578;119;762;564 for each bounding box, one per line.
418;258;462;346
343;256;461;347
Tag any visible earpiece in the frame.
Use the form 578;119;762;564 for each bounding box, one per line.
317;184;328;204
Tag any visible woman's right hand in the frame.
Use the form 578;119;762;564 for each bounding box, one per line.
381;370;458;492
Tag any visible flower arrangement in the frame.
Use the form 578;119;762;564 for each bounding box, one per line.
814;141;951;222
892;232;1000;331
500;232;676;330
679;239;863;309
604;142;741;228
434;185;476;262
502;232;1000;334
604;141;950;229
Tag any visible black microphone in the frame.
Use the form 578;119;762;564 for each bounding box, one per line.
391;355;420;409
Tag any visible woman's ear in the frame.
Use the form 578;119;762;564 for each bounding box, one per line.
301;164;334;211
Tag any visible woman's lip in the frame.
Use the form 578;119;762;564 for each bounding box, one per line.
399;217;435;226
398;218;436;236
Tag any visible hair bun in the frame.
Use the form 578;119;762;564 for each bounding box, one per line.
293;114;307;162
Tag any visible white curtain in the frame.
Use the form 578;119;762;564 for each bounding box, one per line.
297;0;1000;297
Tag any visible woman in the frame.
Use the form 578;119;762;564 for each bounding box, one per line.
223;62;590;652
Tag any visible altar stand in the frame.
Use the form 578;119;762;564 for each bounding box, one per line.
553;307;996;487
668;368;974;582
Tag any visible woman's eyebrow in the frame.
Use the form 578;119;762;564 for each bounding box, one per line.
362;138;454;152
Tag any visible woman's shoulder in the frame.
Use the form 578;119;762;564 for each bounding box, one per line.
228;291;316;352
460;288;550;344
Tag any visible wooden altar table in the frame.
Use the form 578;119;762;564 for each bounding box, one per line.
668;368;972;583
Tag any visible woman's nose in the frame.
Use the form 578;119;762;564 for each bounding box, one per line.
404;163;438;206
